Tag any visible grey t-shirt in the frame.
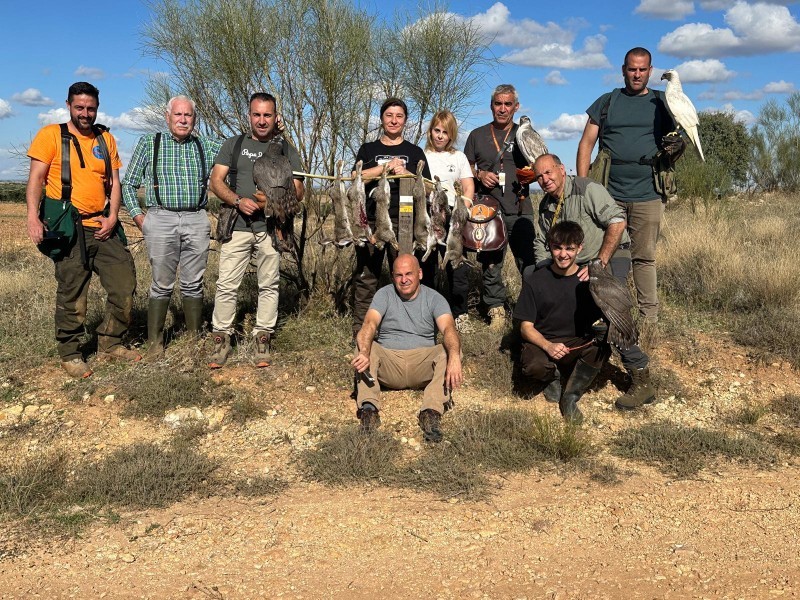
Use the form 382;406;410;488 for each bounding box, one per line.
370;284;451;350
215;134;304;233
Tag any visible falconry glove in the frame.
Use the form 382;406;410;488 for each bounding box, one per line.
661;134;686;163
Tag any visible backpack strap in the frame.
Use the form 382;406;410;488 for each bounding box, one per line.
59;124;74;202
596;88;622;151
227;134;246;193
92;125;113;199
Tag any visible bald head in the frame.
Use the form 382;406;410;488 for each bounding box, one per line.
392;254;423;300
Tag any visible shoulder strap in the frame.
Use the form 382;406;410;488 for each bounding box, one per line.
92;125;113;199
597;88;622;150
227;134;246;192
192;135;208;207
571;176;592;196
59;124;73;202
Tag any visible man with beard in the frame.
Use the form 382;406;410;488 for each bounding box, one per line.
207;92;304;368
26;82;139;378
577;47;680;334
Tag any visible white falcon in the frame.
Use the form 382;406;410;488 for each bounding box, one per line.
661;69;705;162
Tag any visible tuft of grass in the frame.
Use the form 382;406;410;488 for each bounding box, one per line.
611;422;775;477
771;394;800;423
231;475;287;498
461;328;515;396
0;452;69;518
727;397;769;426
771;432;800;455
69;442;217;509
227;393;266;424
170;419;209;446
301;426;402;485
274;294;352;353
114;366;232;418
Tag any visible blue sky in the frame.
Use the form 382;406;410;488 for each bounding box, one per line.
1;0;798;181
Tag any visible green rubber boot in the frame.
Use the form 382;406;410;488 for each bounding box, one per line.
145;298;170;361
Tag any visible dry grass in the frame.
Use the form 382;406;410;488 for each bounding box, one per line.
659;194;800;365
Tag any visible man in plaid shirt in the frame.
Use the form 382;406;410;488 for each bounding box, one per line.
122;95;221;359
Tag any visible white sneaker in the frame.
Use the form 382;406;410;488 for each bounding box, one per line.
454;313;474;334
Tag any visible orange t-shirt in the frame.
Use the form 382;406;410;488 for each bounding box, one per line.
28;124;123;227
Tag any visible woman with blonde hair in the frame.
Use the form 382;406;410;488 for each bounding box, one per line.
424;110;475;332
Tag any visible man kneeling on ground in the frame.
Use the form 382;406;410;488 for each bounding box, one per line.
513;221;610;423
351;254;463;442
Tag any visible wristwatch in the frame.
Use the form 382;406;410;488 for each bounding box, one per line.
234;195;241;206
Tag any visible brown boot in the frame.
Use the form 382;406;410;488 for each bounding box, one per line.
97;346;142;362
253;330;271;368
208;332;232;369
61;358;93;379
614;368;656;410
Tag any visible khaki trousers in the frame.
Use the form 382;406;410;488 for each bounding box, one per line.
211;230;279;334
357;343;449;414
617;199;664;321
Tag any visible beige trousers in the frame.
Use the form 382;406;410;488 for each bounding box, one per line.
357;343;449;414
211;230;279;334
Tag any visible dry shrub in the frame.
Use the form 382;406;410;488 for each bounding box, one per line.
0;452;69;518
69;442;217;509
611;422;775;477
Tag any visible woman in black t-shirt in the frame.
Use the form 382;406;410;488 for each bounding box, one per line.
350;98;433;335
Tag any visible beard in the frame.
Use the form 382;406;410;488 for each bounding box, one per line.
71;113;96;133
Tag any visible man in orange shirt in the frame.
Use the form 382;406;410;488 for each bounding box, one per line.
26;82;140;378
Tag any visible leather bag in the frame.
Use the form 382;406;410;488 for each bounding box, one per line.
462;195;507;253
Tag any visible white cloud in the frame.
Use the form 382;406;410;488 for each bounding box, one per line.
0;99;11;119
700;0;798;8
10;88;54;106
468;3;611;69
659;2;800;58
635;0;695;20
38;106;162;133
763;80;795;93
545;70;568;85
722;89;764;100
540;113;588;140
717;103;757;126
74;65;106;80
672;59;736;82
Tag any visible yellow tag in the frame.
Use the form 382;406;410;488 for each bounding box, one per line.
399;206;413;213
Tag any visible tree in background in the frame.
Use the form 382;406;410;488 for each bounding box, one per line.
750;92;800;193
675;110;752;209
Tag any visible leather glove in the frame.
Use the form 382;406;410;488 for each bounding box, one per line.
516;166;536;186
591;320;609;345
661;133;686;161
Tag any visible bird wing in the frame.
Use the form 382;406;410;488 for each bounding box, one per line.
666;88;705;161
589;271;638;350
516;125;548;165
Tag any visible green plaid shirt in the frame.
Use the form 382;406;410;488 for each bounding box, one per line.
122;132;222;218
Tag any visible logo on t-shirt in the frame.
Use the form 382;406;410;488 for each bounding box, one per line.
92;145;104;159
376;154;408;166
242;148;264;161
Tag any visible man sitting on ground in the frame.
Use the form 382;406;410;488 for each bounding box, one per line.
351;254;463;442
513;221;610;423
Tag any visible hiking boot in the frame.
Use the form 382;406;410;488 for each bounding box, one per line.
488;306;506;331
543;368;561;403
253;329;271;368
418;408;443;443
182;296;204;338
208;332;232;369
357;403;380;432
145;298;170;361
559;359;600;425
97;346;142;362
455;313;474;334
614;367;656;410
61;358;93;379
